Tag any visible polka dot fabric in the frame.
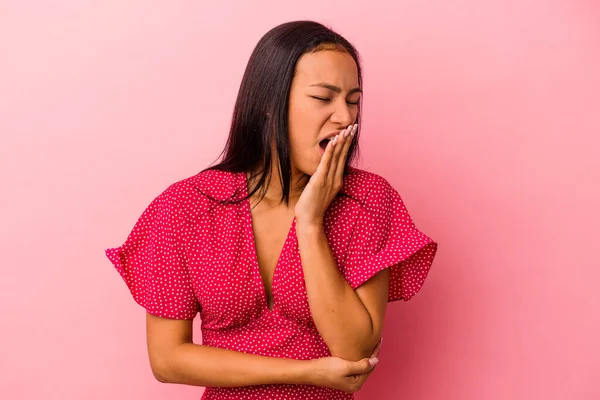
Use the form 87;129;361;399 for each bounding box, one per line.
106;183;199;320
343;175;438;302
105;166;438;399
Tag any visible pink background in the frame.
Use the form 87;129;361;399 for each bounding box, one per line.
1;1;599;399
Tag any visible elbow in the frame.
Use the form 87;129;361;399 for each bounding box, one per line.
149;350;180;383
328;333;381;361
154;372;168;383
150;360;171;383
149;343;188;383
330;349;369;362
329;340;378;362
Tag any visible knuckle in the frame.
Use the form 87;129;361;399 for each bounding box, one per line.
345;375;364;393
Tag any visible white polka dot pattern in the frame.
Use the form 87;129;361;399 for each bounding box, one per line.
343;175;438;301
105;166;438;399
106;183;200;320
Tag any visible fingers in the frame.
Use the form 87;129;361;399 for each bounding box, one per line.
337;124;357;172
328;123;357;183
346;357;378;376
370;338;383;358
324;125;347;182
314;133;336;180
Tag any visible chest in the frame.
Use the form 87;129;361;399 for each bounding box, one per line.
188;196;354;332
249;202;296;302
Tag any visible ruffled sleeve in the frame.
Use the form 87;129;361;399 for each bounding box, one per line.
343;177;438;302
105;183;199;319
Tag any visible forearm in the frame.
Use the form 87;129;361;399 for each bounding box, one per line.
296;221;377;361
158;343;314;387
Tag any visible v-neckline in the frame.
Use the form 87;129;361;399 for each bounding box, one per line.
241;172;297;313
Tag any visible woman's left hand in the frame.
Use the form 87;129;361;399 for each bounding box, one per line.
295;123;358;226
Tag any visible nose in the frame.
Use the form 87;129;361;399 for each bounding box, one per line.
330;99;355;127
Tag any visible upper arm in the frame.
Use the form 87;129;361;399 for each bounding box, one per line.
145;312;194;381
354;267;390;349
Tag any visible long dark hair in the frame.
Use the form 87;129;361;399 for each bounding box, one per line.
199;20;363;208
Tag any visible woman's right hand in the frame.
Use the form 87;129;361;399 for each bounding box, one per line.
310;339;383;393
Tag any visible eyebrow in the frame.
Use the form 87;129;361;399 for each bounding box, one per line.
309;82;362;95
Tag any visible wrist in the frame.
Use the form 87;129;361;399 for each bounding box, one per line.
277;358;319;386
300;358;323;386
295;218;323;234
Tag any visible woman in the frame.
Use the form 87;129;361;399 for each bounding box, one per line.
106;20;438;399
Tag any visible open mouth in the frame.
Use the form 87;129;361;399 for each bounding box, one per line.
319;138;333;150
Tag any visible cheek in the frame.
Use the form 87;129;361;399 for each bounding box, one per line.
288;101;314;131
288;103;320;149
288;127;313;157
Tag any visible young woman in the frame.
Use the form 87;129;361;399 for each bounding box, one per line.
106;20;438;399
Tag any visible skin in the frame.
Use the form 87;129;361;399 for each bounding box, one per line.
289;49;390;364
146;48;388;393
288;49;362;181
251;47;363;200
147;314;382;392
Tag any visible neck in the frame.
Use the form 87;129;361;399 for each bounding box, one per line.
247;168;306;201
247;152;308;203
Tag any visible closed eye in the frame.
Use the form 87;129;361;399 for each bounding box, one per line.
311;96;359;105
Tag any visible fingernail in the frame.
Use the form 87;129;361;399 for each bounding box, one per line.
369;358;379;366
380;337;384;344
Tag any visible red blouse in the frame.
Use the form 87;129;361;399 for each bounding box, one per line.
105;166;438;399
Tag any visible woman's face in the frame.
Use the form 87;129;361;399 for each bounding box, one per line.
287;49;361;177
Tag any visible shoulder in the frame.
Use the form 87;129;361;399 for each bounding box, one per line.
343;166;396;204
342;167;419;232
177;168;242;199
157;168;242;219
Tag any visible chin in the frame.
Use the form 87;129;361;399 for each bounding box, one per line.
307;160;321;176
306;168;318;177
291;155;318;177
294;163;317;178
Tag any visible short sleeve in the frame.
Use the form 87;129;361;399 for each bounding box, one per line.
343;179;438;302
105;184;199;319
